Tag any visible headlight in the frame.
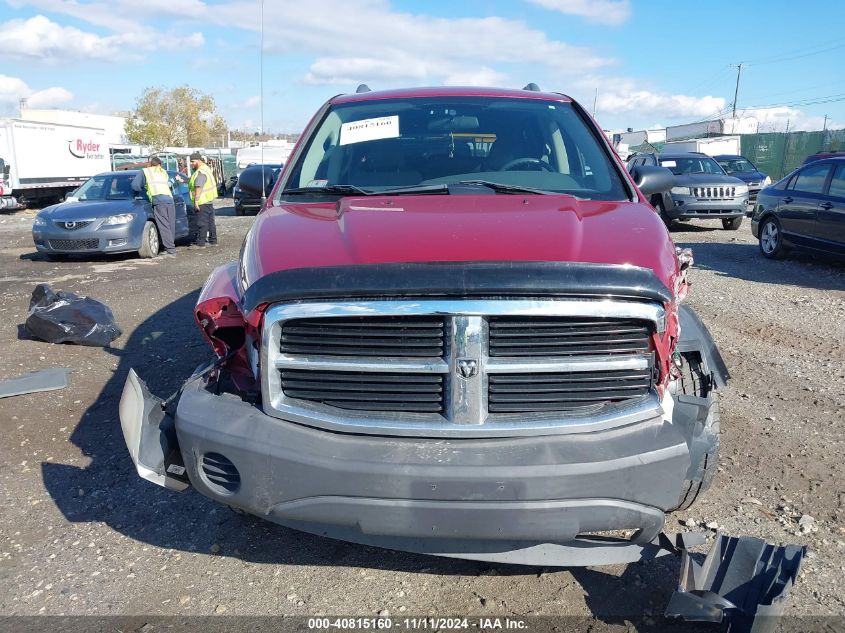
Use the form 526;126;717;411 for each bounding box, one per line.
734;185;749;195
33;216;47;227
670;186;690;195
762;176;771;186
103;213;136;225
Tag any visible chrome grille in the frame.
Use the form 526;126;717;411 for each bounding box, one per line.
54;220;93;231
692;186;736;199
262;299;664;436
488;368;653;413
489;317;651;357
48;238;99;251
281;316;445;357
281;369;444;413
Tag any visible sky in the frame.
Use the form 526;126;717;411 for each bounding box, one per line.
2;0;844;135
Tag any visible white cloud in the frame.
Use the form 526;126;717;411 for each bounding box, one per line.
0;74;73;109
444;67;509;87
0;14;204;62
26;86;74;107
597;90;727;119
184;0;613;86
735;107;842;133
233;95;261;109
524;0;631;25
304;57;429;85
6;0;613;88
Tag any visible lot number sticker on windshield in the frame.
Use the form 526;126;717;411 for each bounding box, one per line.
340;115;400;146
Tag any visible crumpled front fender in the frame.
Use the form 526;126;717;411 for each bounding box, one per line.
119;369;189;492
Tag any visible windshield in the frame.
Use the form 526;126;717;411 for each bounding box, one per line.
717;158;756;173
75;174;136;201
659;157;726;176
282;96;627;200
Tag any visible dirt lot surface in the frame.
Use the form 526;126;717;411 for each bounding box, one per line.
1;205;843;629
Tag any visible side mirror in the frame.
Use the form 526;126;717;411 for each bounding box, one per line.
631;165;675;196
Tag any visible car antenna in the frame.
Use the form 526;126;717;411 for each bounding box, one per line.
355;84;372;93
523;83;541;91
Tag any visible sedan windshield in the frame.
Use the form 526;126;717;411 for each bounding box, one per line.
717;158;756;173
659;157;726;176
282;96;628;201
76;174;136;201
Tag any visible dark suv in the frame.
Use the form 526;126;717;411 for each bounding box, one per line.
714;154;769;208
629;152;748;229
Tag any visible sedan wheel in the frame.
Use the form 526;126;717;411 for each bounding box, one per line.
759;217;787;259
138;220;160;258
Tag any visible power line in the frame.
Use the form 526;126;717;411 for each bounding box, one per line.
746;38;845;66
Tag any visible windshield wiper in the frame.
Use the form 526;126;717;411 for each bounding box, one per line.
373;184;450;196
453;180;553;195
283;184;371;196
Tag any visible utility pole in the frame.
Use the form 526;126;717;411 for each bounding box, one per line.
731;63;744;119
592;88;598;118
822;114;829;151
779;118;790;178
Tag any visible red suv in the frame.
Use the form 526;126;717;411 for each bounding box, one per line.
120;86;730;567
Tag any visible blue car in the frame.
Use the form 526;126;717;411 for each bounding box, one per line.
751;157;845;259
31;170;193;259
714;155;770;212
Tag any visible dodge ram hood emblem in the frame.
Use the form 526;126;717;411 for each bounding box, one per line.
457;359;478;379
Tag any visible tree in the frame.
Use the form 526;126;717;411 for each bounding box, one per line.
125;85;228;149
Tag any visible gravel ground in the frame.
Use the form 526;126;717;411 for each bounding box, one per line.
0;206;843;629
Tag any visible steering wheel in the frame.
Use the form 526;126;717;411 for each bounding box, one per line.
500;157;555;172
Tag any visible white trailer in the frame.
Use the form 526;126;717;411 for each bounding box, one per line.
0;119;110;209
664;136;741;157
235;142;293;173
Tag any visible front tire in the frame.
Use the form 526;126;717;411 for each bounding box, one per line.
722;217;743;230
672;354;720;511
138;220;160;258
759;216;788;259
653;198;674;229
234;203;245;216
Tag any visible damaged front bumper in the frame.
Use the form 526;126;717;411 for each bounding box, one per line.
118;366;805;629
120;366;716;566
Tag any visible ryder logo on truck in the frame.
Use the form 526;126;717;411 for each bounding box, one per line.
68;139;105;160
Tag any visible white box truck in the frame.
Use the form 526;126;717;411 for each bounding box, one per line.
0;119;111;209
663;136;741;157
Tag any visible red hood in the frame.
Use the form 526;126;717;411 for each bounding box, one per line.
241;194;679;292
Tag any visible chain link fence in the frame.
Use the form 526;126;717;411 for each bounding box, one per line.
740;129;844;180
627;128;844;180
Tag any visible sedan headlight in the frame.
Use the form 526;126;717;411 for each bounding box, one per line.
762;176;771;186
103;213;136;225
670;186;691;195
33;216;47;227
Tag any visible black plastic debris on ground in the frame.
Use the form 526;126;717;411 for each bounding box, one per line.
665;533;806;633
25;283;122;347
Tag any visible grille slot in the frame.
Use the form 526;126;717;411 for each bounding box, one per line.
281;369;445;413
489;368;653;413
280;316;446;357
48;238;99;251
54;220;93;231
692;186;736;199
201;452;240;493
488;317;652;357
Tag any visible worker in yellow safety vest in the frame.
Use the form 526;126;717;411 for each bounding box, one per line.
132;156;177;257
187;152;218;248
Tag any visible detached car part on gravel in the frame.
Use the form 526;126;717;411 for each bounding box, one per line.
118;85;803;626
